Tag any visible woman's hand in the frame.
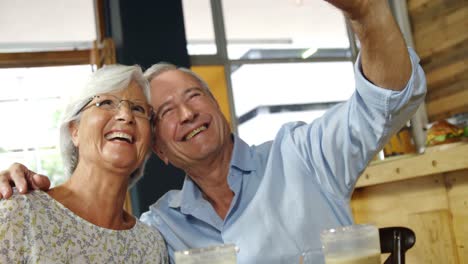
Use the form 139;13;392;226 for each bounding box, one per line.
0;163;50;198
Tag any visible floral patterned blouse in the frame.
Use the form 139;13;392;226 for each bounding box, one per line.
0;190;168;263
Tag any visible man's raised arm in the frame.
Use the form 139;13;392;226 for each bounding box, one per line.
327;0;412;90
0;163;50;199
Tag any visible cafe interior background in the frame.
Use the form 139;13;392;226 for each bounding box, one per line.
0;0;467;262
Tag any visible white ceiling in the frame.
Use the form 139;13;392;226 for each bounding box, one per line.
0;0;347;50
0;0;95;45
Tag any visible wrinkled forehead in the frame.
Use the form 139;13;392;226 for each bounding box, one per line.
115;80;147;100
149;70;202;106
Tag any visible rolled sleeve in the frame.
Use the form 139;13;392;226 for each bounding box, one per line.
354;47;427;116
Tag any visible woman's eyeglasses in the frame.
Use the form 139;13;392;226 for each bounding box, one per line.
75;94;154;120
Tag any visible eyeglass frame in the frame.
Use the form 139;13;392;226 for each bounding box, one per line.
74;94;155;121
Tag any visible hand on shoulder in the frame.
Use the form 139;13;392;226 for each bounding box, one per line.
0;163;51;199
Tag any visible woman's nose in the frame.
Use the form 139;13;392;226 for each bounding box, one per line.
114;102;135;123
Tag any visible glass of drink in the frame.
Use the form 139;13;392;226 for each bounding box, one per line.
174;244;237;264
320;224;381;264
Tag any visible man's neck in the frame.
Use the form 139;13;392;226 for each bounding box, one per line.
186;137;235;220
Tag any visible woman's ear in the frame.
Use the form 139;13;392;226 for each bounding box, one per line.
69;121;79;147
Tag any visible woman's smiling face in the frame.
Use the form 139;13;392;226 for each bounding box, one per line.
70;80;152;175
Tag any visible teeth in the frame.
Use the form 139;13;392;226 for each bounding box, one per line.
185;125;207;141
105;132;133;143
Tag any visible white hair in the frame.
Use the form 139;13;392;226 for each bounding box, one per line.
59;64;152;187
143;62;214;98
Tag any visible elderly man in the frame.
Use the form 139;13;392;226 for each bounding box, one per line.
1;0;426;263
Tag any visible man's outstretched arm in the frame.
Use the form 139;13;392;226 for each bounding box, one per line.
0;163;50;198
326;0;412;90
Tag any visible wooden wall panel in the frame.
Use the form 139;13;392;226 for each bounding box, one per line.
351;174;449;263
447;170;468;263
353;145;468;263
408;0;468;121
427;88;468;120
408;210;459;264
412;4;468;59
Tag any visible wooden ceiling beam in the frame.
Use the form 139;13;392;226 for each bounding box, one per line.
0;50;91;68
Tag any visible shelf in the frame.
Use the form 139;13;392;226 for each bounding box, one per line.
356;142;468;188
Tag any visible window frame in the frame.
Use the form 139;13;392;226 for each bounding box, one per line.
186;0;359;134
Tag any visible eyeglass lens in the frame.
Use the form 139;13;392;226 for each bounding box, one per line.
94;95;152;119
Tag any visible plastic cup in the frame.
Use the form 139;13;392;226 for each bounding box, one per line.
320;224;381;264
174;244;237;264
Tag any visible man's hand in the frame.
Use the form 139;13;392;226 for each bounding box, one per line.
325;0;412;91
324;0;370;20
0;163;51;199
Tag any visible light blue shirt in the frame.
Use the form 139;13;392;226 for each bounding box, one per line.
141;48;427;264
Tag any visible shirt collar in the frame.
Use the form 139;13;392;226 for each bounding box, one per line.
168;176;198;209
168;134;255;210
230;134;255;172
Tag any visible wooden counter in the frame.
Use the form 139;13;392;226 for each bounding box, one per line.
351;142;468;263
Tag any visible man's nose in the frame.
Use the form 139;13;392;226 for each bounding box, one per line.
178;103;196;123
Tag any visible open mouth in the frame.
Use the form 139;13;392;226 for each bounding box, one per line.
105;131;134;144
184;125;208;141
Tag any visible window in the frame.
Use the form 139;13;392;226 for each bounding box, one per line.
231;61;355;145
184;0;358;145
231;62;354;117
182;0;217;55
0;0;96;52
222;0;349;60
0;0;96;186
0;66;93;186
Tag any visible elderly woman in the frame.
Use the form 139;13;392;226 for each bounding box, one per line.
0;65;168;263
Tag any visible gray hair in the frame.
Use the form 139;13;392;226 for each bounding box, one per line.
59;64;152;187
143;62;214;98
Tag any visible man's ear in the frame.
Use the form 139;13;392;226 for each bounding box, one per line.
211;95;221;109
152;141;169;165
69;121;79;147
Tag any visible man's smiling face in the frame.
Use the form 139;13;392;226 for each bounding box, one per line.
149;69;231;169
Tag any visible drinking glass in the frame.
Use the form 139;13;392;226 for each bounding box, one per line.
320;224;381;264
174;244;237;264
